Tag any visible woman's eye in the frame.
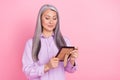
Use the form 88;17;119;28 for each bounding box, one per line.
53;18;56;20
45;17;50;20
53;18;57;20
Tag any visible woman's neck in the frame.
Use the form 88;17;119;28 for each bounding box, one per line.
42;30;53;38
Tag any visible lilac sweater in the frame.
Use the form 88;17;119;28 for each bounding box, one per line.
22;35;77;80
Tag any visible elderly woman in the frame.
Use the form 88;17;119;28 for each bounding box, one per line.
22;4;78;80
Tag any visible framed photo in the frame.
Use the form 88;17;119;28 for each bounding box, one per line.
56;46;75;61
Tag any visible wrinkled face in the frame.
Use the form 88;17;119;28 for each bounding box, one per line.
41;9;58;32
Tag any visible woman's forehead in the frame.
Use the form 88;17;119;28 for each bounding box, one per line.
42;9;57;16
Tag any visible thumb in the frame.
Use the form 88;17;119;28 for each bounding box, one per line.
64;54;69;67
74;46;78;50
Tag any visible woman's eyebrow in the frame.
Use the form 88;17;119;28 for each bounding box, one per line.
44;15;57;17
44;15;50;17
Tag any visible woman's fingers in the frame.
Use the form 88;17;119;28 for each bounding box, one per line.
53;57;59;61
49;57;59;69
69;47;79;60
52;57;59;62
70;48;78;54
74;46;78;50
64;54;70;67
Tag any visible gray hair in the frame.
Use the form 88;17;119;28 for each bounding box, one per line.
32;4;67;62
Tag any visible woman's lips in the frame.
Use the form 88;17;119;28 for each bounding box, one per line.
48;25;54;28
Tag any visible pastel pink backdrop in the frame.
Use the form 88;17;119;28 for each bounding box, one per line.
0;0;120;80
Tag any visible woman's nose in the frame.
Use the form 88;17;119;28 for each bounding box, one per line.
49;20;53;24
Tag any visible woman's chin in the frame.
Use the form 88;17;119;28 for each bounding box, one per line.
47;27;55;32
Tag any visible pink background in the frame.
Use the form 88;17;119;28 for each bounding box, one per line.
0;0;120;80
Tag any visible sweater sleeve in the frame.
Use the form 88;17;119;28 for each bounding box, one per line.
63;36;77;73
22;39;45;79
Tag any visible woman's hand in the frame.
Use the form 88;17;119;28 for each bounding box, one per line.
69;47;79;65
48;57;59;69
44;57;59;73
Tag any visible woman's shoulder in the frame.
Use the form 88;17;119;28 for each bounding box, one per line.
27;38;32;43
63;36;71;46
25;38;33;47
63;36;70;41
